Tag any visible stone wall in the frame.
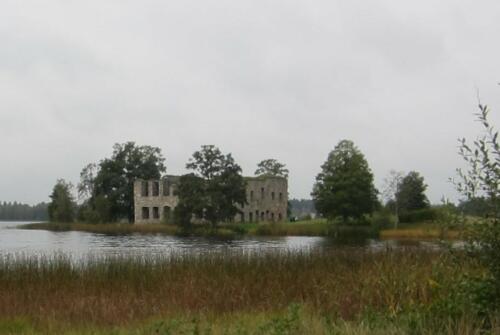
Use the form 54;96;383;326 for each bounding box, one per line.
134;175;288;224
133;176;179;223
236;176;288;223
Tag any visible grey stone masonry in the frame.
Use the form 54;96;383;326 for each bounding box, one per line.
134;175;288;224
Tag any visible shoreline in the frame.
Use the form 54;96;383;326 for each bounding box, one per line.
19;221;462;240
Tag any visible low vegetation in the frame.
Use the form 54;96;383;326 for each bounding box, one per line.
21;214;465;240
0;249;497;334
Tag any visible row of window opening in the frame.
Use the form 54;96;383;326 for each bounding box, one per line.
141;181;175;197
141;206;171;220
249;189;284;201
241;211;283;222
141;206;282;223
141;182;285;202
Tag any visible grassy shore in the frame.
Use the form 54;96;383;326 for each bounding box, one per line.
379;223;463;240
20;220;463;241
0;250;494;334
19;219;379;239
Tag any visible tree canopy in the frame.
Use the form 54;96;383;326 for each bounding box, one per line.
255;159;289;178
175;145;247;229
396;171;430;212
48;179;75;223
311;140;378;222
0;202;48;221
78;142;166;223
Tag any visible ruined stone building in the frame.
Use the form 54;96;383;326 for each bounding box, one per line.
134;175;288;224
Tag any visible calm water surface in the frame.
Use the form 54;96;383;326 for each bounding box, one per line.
0;221;447;260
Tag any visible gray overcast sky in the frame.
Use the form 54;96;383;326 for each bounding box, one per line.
1;0;500;205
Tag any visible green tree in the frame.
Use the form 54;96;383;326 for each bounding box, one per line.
175;145;247;229
255;159;289;178
382;170;404;228
311;140;378;222
454;102;500;310
396;171;430;213
48;179;75;223
79;142;166;222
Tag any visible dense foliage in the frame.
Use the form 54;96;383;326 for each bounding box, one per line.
254;159;289;178
288;198;316;218
396;171;430;212
0;202;48;221
48;179;75;223
174;145;247;229
454;103;500;317
458;196;495;217
78;142;166;223
312;140;378;222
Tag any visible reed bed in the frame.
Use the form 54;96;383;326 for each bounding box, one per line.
380;227;462;240
0;248;481;333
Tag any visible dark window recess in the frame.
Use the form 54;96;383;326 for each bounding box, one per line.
152;182;159;196
271;213;275;221
163;180;170;196
141;181;149;197
249;212;253;222
153;207;159;219
142;207;149;219
261;188;265;199
261;212;265;221
240;213;245;222
278;213;283;221
279;193;283;201
271;192;275;200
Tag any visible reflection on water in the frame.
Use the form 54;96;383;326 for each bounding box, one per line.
0;221;457;261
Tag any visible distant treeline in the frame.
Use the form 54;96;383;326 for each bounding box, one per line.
289;199;316;218
0;202;48;221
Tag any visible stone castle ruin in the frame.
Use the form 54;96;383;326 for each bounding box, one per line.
134;175;288;224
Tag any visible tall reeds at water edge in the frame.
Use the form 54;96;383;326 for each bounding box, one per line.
0;249;479;329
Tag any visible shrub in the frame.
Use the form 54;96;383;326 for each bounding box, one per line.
399;208;438;223
370;210;395;230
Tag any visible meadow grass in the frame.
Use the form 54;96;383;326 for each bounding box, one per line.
0;249;493;334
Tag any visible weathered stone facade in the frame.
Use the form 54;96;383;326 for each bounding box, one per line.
134;175;288;224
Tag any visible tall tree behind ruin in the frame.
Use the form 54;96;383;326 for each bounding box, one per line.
175;145;247;229
79;142;166;222
255;159;289;179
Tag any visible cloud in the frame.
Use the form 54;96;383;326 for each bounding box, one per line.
1;0;500;204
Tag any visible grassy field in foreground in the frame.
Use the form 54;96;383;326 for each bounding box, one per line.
0;250;495;334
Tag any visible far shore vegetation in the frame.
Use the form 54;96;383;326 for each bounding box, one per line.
21;210;467;240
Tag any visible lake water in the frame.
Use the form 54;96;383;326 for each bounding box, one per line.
0;221;449;260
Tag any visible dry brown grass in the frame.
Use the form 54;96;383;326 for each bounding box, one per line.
380;227;462;240
0;249;471;330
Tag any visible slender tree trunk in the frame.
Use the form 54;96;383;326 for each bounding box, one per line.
395;201;399;229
